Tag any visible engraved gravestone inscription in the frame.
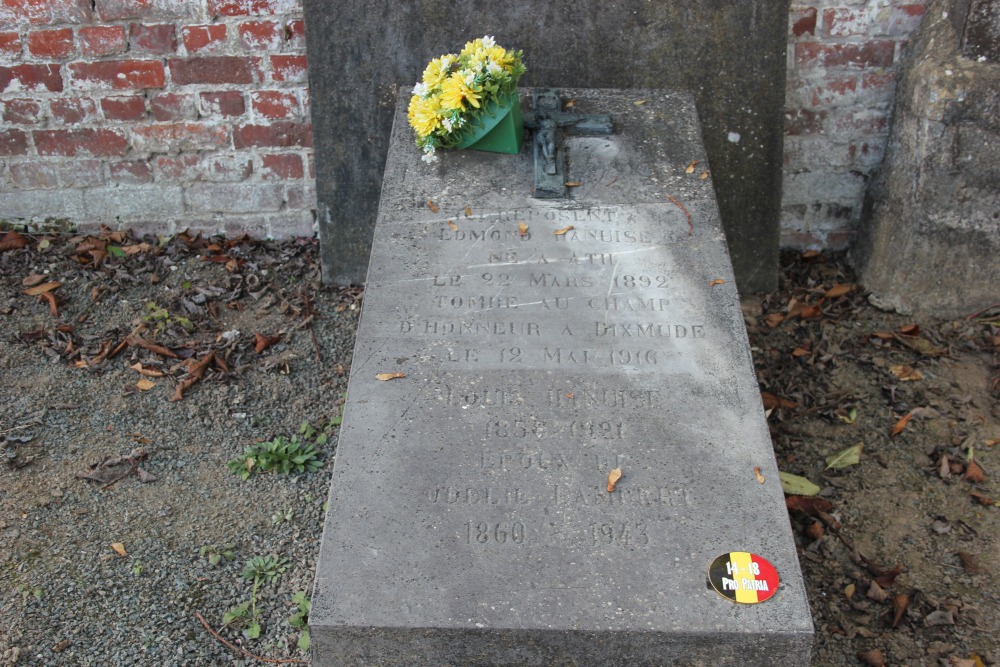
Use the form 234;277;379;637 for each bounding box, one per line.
310;89;813;666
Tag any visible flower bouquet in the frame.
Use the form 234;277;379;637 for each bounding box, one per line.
408;36;526;163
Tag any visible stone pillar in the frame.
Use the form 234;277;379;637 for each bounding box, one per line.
853;0;1000;317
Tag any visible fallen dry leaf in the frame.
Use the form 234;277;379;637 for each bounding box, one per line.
553;225;574;236
426;199;439;213
709;279;725;286
939;453;952;479
518;222;528;238
633;99;647;105
969;490;994;506
565;181;582;187
754;466;765;483
890;364;923;381
785;495;833;516
892;592;910;627
447;220;458;231
685;160;698;174
464;206;472;217
39;291;58;316
21;273;47;287
254;332;281;354
0;230;28;251
844;583;856;599
170;351;215;402
699;170;710;180
23;281;62;296
111;543;127;557
375;372;406;381
130;362;165;378
893;333;946;356
964;459;986;483
899;323;920;335
127;335;178;359
857;648;886;667
805;520;824;539
764;313;785;328
956;550;981;574
890;411;913;438
866;580;889;602
607;467;622;493
761;391;798;410
825;283;854;298
136;378;155;392
564;98;575;108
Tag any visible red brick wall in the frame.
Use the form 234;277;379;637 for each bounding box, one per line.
0;0;313;238
783;0;926;249
2;1;925;245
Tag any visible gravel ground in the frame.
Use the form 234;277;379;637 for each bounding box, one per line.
1;230;358;665
1;230;998;666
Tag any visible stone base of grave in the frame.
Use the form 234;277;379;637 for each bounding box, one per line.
853;0;1000;318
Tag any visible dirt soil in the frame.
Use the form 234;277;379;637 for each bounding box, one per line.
1;229;998;666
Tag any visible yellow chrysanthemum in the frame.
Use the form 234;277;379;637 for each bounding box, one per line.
460;38;484;58
407;94;442;138
439;73;480;111
485;45;511;69
422;55;455;87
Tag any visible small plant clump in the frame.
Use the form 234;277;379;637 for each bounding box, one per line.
223;555;290;640
227;435;323;481
199;544;235;567
289;590;311;652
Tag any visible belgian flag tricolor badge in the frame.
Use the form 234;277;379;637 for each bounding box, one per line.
708;552;780;604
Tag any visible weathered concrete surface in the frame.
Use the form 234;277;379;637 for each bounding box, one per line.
854;0;1000;318
303;0;790;293
309;89;812;666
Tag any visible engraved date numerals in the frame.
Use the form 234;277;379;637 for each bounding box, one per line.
591;521;649;547
465;521;526;545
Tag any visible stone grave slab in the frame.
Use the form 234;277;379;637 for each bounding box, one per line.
310;89;813;666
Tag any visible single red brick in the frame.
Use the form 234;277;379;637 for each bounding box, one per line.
131;122;229;154
261;153;303;179
269;54;306;82
0;64;63;92
150;91;195;120
10;162;60;189
4;0;90;25
3;98;44;124
809;75;858;107
50;97;100;124
882;4;926;37
784;109;827;135
0;31;20;57
795;41;894;69
285;20;305;47
199;90;245;116
204;154;253;181
250;90;298;119
861;70;896;91
0;129;29;155
34;128;128;156
237;20;282;50
790;7;817;37
824;8;869;37
208;0;282;16
79;25;128;56
154;153;200;181
101;95;147;120
181;24;228;53
95;0;194;21
69;60;166;90
129;23;177;55
232;121;312;149
110;159;154;184
169;56;260;84
27;28;74;58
